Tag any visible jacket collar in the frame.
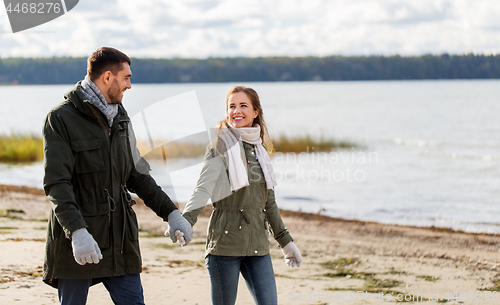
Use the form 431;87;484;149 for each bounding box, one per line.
64;81;95;118
65;81;130;125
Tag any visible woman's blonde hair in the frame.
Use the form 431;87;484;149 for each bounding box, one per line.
215;86;274;153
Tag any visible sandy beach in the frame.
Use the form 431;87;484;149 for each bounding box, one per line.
1;184;500;304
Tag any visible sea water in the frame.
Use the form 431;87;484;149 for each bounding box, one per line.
0;80;499;233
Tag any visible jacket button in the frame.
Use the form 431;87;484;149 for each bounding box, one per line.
263;209;266;212
238;226;242;230
225;230;228;234
254;250;258;254
240;209;243;212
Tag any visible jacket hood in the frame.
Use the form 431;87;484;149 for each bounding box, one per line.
64;81;96;119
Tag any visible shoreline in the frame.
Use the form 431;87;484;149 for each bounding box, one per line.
1;183;497;238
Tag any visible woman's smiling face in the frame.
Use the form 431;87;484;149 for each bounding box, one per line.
227;91;259;128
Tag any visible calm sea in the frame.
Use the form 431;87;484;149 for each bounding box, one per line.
1;80;499;233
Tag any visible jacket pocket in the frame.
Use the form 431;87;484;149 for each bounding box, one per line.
218;218;235;244
79;200;110;217
71;138;105;174
126;206;139;241
83;214;110;249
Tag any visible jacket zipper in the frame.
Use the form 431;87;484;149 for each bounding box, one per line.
90;104;116;247
87;103;119;274
87;103;114;224
88;103;134;257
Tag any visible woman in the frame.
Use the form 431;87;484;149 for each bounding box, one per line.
171;85;302;305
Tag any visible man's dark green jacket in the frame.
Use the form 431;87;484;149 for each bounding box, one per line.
42;82;178;288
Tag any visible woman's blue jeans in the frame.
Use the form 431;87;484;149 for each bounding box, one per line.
206;254;278;305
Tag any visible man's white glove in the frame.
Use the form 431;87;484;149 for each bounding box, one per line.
71;228;103;265
282;242;303;267
164;210;193;246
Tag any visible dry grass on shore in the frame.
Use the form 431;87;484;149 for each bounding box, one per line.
1;133;358;163
0;134;43;163
135;134;358;159
272;134;357;153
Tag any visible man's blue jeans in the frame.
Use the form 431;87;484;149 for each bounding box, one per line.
206;254;278;305
58;274;145;305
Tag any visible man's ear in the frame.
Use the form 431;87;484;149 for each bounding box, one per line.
101;71;113;85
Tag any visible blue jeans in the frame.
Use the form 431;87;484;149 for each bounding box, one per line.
58;274;145;305
206;254;278;305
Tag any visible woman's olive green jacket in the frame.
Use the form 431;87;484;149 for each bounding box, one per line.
183;138;293;257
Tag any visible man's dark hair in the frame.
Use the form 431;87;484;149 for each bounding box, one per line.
87;47;131;81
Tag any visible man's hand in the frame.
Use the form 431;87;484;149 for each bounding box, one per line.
71;228;103;265
165;210;193;246
282;241;303;267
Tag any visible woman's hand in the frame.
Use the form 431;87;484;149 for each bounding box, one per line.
164;227;187;246
282;242;303;267
175;230;186;246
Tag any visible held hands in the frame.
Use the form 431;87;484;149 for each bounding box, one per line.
71;228;103;265
282;241;303;267
165;229;186;246
164;210;193;246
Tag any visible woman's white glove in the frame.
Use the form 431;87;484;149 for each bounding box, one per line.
71;228;103;265
282;242;303;267
164;210;193;246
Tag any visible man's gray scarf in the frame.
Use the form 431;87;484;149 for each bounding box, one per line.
81;75;118;127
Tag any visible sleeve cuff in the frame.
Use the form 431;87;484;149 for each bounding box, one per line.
182;208;204;227
276;231;293;248
65;218;88;239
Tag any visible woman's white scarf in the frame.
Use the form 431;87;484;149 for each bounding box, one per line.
219;124;277;192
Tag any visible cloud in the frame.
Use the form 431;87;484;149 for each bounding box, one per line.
0;0;499;57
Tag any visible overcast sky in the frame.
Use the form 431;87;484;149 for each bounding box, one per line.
0;0;499;58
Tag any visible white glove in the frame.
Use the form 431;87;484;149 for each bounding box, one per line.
282;242;303;267
164;210;193;245
71;228;103;265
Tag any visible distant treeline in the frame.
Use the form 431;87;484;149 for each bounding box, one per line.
0;54;499;84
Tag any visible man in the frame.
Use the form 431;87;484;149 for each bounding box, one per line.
42;47;192;305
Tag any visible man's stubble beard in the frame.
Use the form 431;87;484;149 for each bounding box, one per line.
107;78;123;104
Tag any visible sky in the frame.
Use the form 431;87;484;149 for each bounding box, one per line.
0;0;499;58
